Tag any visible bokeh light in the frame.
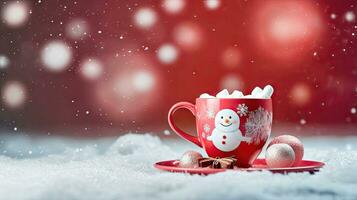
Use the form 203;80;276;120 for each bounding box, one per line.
133;7;157;29
345;11;355;22
173;22;203;51
221;47;241;68
351;107;356;114
331;13;337;19
251;0;323;60
65;18;89;40
1;1;29;27
1;81;27;109
162;0;185;14
0;55;10;69
0;0;355;133
95;55;161;120
204;0;221;10
132;70;155;92
290;83;311;106
79;58;103;81
41;40;72;72
300;119;307;125
220;74;243;92
157;43;179;64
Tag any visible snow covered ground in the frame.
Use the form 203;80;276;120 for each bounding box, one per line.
0;133;357;200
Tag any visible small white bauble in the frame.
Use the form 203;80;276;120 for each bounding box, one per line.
178;151;203;168
268;135;304;166
265;143;295;168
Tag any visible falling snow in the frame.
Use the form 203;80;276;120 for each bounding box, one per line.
0;0;355;127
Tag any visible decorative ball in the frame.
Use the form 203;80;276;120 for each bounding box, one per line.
178;151;203;168
265;143;295;168
269;135;304;165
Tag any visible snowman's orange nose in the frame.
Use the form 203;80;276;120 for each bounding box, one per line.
224;119;230;123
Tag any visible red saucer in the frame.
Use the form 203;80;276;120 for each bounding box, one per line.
154;159;325;175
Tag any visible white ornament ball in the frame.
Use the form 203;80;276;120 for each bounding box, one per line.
265;143;295;168
178;151;203;168
269;135;304;166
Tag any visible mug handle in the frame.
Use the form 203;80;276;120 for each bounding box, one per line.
168;102;202;147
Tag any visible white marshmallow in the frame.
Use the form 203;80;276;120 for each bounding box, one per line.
216;89;229;98
199;85;274;99
251;87;263;97
199;93;214;98
241;94;256;98
260;85;274;98
229;90;244;98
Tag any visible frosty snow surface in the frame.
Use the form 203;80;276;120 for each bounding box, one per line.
200;85;274;99
0;133;357;200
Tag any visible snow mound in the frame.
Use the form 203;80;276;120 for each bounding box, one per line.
0;134;356;200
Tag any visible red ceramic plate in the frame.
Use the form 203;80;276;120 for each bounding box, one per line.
154;159;325;175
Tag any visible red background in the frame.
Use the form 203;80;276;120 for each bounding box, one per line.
0;0;356;136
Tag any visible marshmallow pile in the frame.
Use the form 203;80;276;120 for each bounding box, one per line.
200;85;274;99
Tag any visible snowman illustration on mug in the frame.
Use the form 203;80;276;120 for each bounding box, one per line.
207;109;251;152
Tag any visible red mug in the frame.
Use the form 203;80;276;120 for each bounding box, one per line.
168;98;272;167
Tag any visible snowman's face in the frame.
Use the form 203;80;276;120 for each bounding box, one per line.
214;109;240;132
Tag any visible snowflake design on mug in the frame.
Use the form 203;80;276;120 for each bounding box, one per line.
245;106;272;144
206;109;215;119
203;123;210;133
237;103;248;116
